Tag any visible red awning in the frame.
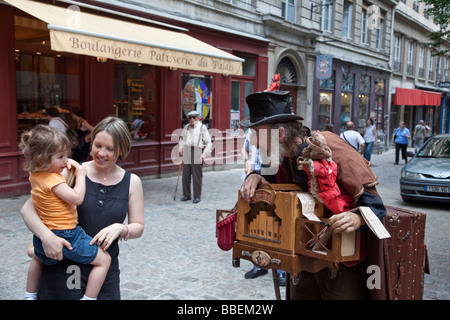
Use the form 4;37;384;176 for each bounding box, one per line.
394;88;441;106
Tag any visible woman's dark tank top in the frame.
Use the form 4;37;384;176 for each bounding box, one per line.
37;171;130;300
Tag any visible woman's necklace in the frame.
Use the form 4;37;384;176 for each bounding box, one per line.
100;167;115;182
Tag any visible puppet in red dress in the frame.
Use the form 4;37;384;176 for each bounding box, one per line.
297;130;353;215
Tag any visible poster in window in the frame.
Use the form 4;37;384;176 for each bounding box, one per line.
181;74;212;128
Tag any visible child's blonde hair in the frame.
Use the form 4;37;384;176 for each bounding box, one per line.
20;125;71;173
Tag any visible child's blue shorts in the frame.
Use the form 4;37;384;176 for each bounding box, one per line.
33;225;98;265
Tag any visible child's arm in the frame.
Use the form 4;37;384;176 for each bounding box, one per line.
52;159;86;205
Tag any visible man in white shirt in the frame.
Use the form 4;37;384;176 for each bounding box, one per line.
340;121;365;155
178;110;212;203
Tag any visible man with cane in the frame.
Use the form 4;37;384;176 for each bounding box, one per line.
178;111;212;203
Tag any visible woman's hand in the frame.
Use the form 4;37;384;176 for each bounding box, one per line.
41;232;72;261
90;223;127;250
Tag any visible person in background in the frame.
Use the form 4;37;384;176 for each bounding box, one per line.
413;120;426;154
46;107;67;134
324;123;334;132
20;117;145;300
340;121;365;155
178;110;212;204
392;121;411;165
67;108;94;163
362;118;377;162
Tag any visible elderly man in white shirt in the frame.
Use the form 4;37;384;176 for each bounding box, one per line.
178;110;212;203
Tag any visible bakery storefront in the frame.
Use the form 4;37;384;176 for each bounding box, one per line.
0;0;268;197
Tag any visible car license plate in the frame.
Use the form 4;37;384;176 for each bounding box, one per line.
425;186;450;193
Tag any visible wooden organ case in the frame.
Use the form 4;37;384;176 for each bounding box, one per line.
230;184;360;282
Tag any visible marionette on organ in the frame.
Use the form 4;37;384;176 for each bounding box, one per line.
297;131;353;215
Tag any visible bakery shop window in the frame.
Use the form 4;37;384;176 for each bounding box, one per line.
15;14;79;137
113;62;159;141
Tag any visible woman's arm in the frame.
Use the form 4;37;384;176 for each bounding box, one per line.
126;173;145;238
90;173;145;250
20;198;72;260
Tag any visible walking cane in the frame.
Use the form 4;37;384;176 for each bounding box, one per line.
174;161;182;200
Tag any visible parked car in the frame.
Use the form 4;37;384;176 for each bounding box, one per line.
400;134;450;202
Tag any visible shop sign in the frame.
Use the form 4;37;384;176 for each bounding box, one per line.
50;30;243;76
315;55;333;80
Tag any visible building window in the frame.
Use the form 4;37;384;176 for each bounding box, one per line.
418;46;425;77
394;35;401;73
445;58;449;81
318;92;333;131
282;0;295;23
412;0;420;12
275;57;298;84
238;55;256;76
318;71;335;131
407;41;414;76
428;51;434;80
14;14;80;139
358;75;371;130
341;72;354;91
361;8;368;45
340;72;354;133
342;1;353;40
375;18;384;50
320;70;335;89
231;0;252;10
374;78;385;125
321;0;333;32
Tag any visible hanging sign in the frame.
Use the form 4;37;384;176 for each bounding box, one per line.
315;55;333;80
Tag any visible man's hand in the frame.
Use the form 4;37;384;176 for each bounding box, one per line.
329;211;365;234
240;174;268;203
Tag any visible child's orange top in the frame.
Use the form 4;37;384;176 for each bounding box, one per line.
29;172;78;230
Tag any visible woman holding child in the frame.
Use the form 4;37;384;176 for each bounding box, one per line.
20;117;145;299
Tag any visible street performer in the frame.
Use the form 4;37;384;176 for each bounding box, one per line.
240;90;386;299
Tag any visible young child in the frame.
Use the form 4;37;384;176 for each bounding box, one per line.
20;125;111;300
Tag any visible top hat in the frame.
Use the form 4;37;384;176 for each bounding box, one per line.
240;91;303;128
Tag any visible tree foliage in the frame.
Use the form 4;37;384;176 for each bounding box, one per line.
420;0;449;55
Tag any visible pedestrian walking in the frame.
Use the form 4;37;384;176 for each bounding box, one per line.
392;121;411;165
413;120;426;153
362;118;377;161
178;110;212;203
